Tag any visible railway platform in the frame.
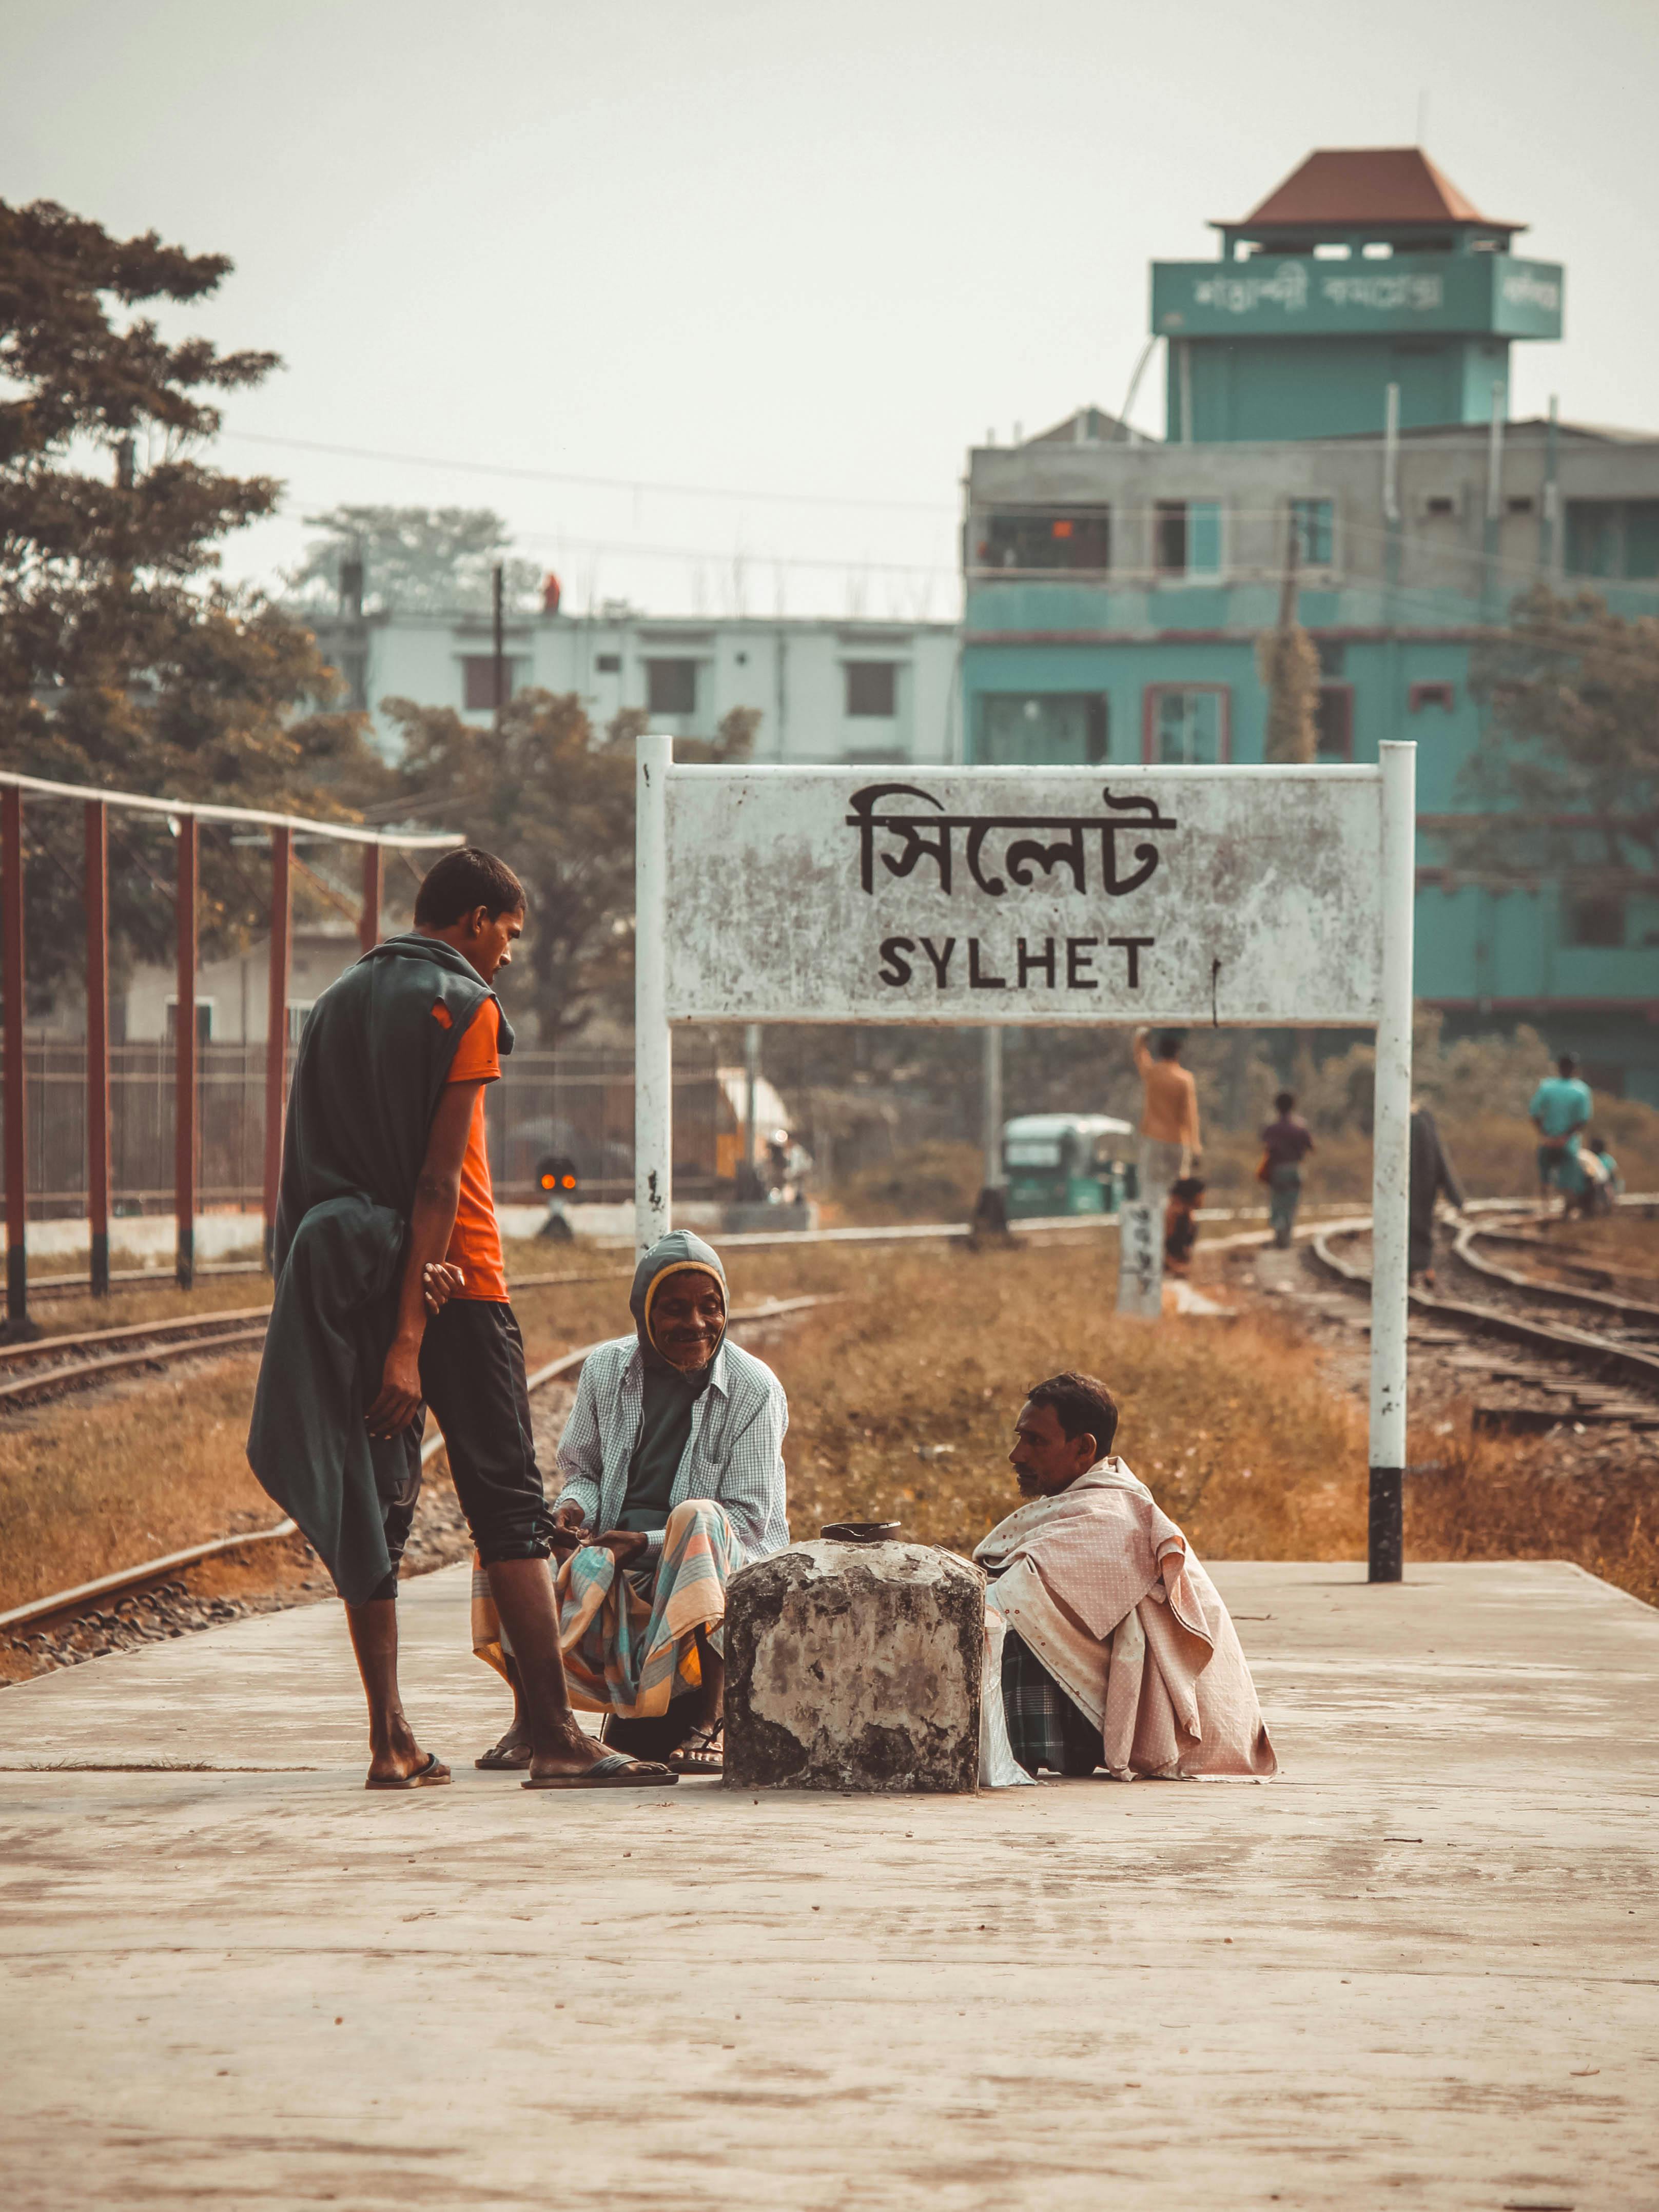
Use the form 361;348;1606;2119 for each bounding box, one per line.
1;1557;1655;2210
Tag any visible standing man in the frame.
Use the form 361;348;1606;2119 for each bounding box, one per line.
1530;1052;1592;1209
1260;1088;1315;1249
248;847;672;1791
1409;1099;1466;1286
1131;1027;1201;1206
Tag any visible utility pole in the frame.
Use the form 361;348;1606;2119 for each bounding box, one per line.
492;561;506;730
972;1026;1008;1239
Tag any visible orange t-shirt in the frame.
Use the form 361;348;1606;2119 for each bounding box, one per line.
438;997;508;1302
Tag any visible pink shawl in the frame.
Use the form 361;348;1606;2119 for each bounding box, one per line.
975;1460;1276;1780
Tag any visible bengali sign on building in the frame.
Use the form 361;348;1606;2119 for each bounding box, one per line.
661;767;1385;1027
1151;253;1563;341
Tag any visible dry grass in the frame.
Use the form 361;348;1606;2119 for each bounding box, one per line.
3;1232;1653;1626
0;1352;272;1613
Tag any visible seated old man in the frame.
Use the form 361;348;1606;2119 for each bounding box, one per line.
975;1372;1276;1781
472;1230;788;1775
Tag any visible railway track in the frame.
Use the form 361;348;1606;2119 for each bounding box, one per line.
1311;1216;1659;1434
0;1306;273;1411
0;1293;833;1667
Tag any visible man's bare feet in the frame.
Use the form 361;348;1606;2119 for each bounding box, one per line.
475;1719;534;1771
526;1717;637;1784
366;1719;451;1789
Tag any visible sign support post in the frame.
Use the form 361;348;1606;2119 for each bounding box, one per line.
1367;740;1416;1582
635;734;673;1257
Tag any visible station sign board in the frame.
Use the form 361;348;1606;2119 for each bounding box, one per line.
661;765;1386;1028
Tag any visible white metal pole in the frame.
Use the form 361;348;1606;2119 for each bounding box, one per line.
982;1025;1004;1191
635;733;674;1257
1368;740;1416;1582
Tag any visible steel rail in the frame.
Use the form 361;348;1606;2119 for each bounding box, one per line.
1311;1223;1659;1395
4;1295;833;1648
0;1325;270;1408
1452;1223;1659;1330
0;1304;272;1370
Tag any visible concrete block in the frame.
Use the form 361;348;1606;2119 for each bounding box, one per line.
724;1538;984;1793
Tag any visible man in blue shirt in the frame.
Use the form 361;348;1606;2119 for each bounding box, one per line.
1529;1053;1592;1203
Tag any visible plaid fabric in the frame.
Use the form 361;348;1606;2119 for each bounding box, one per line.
472;1497;740;1719
1001;1628;1103;1778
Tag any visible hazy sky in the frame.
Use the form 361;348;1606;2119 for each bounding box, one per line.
6;0;1656;618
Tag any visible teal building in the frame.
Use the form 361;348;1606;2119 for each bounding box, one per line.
962;148;1659;1102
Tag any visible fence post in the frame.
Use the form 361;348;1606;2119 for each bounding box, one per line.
174;814;198;1291
359;841;381;956
2;787;34;1341
84;800;111;1298
263;825;292;1270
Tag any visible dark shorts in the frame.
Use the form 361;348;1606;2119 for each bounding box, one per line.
1001;1628;1102;1778
417;1299;555;1574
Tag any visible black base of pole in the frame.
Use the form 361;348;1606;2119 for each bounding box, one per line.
1368;1465;1403;1583
90;1229;109;1299
177;1232;194;1294
969;1186;1011;1247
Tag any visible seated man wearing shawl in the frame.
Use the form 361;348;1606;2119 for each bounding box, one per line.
975;1372;1276;1782
472;1230;788;1775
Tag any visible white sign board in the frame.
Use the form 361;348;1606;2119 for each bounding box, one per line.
661;767;1384;1027
635;739;1418;1582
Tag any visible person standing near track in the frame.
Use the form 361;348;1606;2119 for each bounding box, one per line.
1131;1027;1201;1208
248;847;673;1792
1529;1052;1592;1210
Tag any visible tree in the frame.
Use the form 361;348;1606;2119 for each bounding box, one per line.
1458;585;1659;896
289;506;543;615
387;698;759;1042
0;198;386;997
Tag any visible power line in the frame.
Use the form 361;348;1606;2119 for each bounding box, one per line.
220;428;957;517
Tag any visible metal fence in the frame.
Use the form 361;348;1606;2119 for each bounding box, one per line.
3;1040;728;1219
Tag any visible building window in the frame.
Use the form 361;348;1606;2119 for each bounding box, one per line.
845;662;899;718
1423;494;1457;518
1144;686;1228;765
1315;685;1353;763
595;653;621;674
1154;500;1222;580
1507;495;1535;516
1563;893;1625;949
462;656;519;711
977;509;1111;572
1409;681;1456;713
979;694;1109;767
1289;497;1334;566
1565;500;1659;581
286;1001;315;1045
646;658;698;715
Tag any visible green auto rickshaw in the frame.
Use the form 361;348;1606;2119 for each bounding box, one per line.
1001;1113;1135;1220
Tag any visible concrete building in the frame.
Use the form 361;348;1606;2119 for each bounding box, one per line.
305;605;963;769
960;147;1659;1102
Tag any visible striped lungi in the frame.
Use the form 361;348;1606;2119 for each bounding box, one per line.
471;1497;740;1719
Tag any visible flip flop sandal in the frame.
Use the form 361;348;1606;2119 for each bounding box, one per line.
669;1727;724;1775
522;1751;679;1790
474;1741;533;1770
365;1752;451;1791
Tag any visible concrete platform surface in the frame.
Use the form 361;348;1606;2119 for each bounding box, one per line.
1;1558;1655;2211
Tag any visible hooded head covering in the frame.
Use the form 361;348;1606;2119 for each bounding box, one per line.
630;1229;728;1367
615;1232;730;1540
